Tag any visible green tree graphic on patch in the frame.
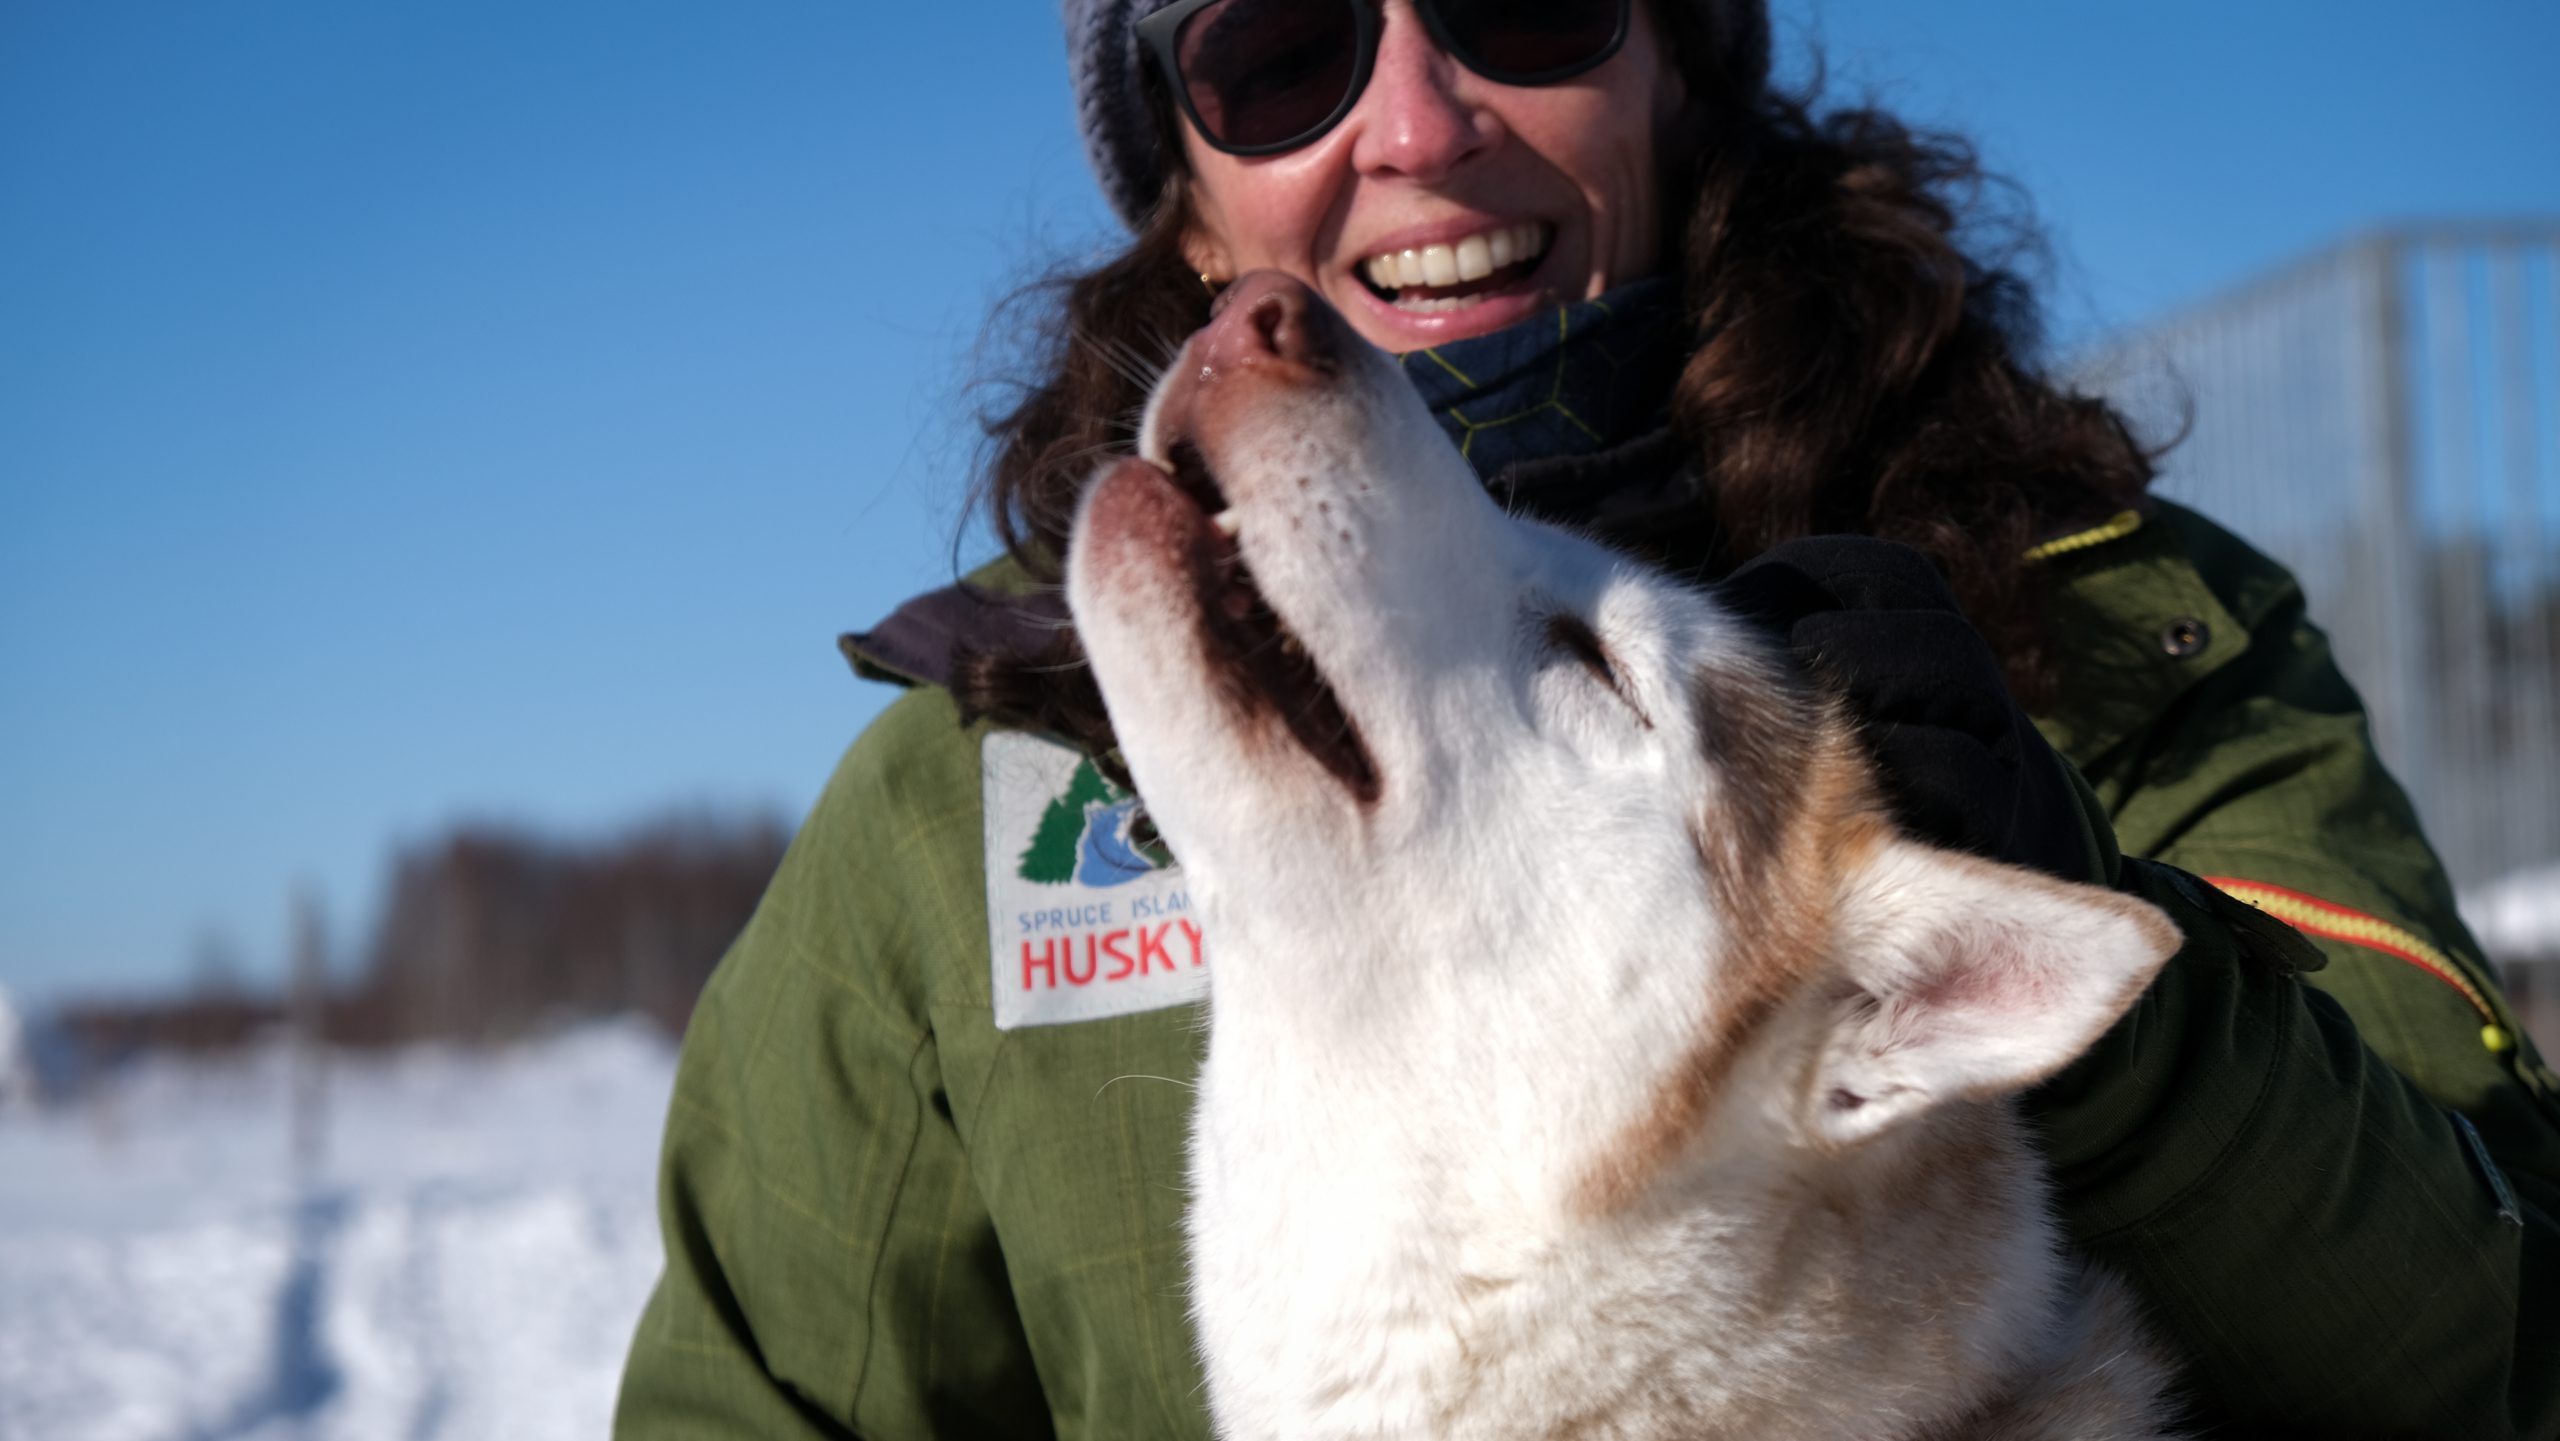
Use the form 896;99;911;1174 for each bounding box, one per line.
1017;759;1126;883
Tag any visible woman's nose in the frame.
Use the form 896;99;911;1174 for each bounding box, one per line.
1346;4;1496;183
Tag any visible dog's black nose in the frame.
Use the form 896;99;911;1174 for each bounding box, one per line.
1199;271;1342;376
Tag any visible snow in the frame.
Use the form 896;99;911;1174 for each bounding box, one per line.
2464;862;2560;962
0;1018;677;1441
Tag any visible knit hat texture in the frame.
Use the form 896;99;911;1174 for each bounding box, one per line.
1065;0;1772;230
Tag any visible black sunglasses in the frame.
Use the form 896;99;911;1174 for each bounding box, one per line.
1137;0;1633;157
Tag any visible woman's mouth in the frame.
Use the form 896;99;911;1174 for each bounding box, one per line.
1357;222;1552;315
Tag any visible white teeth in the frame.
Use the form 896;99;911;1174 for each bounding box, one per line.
1211;509;1241;537
1360;222;1551;306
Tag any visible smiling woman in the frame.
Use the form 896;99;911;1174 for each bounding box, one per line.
971;0;2156;723
610;2;2560;1437
1165;0;1683;352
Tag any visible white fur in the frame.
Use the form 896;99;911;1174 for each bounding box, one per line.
1067;314;2182;1441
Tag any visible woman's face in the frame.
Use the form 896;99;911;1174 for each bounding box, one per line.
1176;0;1690;355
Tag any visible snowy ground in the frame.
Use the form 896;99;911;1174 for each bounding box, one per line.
0;1019;676;1441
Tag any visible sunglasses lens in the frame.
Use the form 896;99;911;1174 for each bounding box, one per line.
1436;0;1623;79
1174;0;1363;150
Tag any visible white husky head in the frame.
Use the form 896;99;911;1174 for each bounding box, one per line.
1066;273;2175;1180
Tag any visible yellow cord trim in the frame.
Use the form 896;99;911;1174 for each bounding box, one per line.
1414;348;1476;389
2022;509;2145;563
2206;878;2509;1050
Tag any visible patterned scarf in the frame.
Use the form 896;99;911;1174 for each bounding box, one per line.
1395;275;1690;486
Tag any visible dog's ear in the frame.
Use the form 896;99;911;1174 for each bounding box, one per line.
1799;842;2181;1150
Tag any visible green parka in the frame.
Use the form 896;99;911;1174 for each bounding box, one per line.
615;501;2560;1439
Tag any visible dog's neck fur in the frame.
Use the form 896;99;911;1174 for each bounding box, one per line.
1182;820;2166;1441
1172;694;2176;1440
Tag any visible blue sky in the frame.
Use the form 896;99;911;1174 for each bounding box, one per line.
4;0;2556;1005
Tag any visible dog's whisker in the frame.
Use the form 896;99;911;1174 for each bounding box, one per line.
1109;335;1171;386
1095;1073;1196;1102
1073;327;1166;393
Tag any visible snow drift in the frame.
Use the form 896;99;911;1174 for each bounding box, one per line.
0;1019;676;1441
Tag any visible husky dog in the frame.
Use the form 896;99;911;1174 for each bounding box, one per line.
1065;272;2184;1441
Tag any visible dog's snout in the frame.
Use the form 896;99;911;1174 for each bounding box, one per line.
1200;271;1341;376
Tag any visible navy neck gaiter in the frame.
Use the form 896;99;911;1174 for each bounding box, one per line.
1394;275;1689;486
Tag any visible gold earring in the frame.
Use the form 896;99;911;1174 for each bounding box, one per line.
1199;270;1226;296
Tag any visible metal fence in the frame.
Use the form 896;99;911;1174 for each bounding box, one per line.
2079;224;2560;914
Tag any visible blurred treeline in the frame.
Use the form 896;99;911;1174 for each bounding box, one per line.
53;814;787;1070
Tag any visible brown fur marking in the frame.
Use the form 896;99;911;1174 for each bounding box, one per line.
1574;654;1890;1213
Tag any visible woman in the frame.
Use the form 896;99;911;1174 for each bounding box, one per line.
617;2;2560;1436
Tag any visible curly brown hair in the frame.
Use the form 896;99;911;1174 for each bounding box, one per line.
957;19;2153;751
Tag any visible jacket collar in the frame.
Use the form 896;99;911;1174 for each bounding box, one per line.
839;565;1058;692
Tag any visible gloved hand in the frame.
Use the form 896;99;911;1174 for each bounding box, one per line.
1718;535;2103;885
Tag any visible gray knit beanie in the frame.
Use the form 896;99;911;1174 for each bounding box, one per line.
1066;0;1772;230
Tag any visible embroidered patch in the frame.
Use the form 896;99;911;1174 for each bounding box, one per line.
982;731;1209;1030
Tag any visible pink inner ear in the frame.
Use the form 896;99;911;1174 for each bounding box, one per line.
1810;849;2184;1146
1861;932;2071;1066
1909;931;2062;1016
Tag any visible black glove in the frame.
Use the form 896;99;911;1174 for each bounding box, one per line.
1719;536;2101;885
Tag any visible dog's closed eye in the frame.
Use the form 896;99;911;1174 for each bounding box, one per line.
1542;612;1652;729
